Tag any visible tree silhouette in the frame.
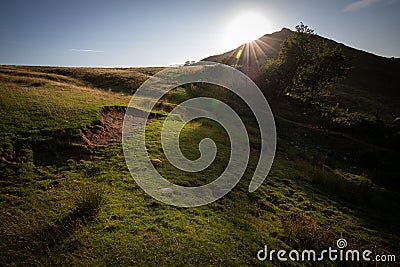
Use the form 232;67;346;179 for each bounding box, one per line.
264;22;351;102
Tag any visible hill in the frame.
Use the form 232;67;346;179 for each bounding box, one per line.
203;28;400;121
1;41;400;265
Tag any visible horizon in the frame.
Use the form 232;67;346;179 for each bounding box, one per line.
1;0;399;67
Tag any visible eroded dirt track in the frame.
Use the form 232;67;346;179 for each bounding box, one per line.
81;106;126;146
81;106;153;147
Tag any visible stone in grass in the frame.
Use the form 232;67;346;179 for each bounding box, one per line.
142;232;159;243
158;187;173;195
150;159;162;165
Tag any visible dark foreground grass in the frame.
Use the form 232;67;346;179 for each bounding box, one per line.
1;65;399;266
1;185;104;265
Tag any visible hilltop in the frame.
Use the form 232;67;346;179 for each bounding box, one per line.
204;28;400;121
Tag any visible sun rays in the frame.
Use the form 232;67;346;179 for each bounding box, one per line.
220;35;281;79
217;12;284;77
220;12;272;52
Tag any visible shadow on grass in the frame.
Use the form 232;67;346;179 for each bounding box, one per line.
289;160;400;237
0;186;104;265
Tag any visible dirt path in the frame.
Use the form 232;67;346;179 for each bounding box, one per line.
81;106;155;146
81;106;126;146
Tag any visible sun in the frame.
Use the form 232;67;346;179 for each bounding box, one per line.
221;12;271;51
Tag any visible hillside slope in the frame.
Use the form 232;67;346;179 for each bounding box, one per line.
203;28;400;120
1;65;399;266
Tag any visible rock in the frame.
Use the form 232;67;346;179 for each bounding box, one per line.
151;159;162;165
142;232;158;243
158;187;173;194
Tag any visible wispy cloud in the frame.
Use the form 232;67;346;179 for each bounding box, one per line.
68;49;104;53
343;0;382;12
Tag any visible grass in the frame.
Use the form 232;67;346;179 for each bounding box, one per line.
1;185;104;265
20;65;164;94
0;65;399;266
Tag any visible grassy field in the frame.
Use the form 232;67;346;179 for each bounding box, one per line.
0;65;399;266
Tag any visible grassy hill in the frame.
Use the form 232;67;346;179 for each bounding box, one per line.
203;28;400;121
1;60;399;266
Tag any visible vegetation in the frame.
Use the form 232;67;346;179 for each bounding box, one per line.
264;23;351;102
0;62;399;266
260;23;399;157
204;26;400;122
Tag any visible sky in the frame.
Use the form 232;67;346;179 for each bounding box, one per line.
0;0;399;67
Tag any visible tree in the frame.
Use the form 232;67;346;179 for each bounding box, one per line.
184;60;196;66
264;22;351;102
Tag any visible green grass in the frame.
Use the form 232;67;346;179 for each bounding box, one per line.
1;65;399;266
20;65;164;94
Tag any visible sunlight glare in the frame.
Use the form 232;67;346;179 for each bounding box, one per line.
221;12;271;51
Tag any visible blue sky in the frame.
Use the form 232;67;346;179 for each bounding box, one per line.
0;0;399;67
